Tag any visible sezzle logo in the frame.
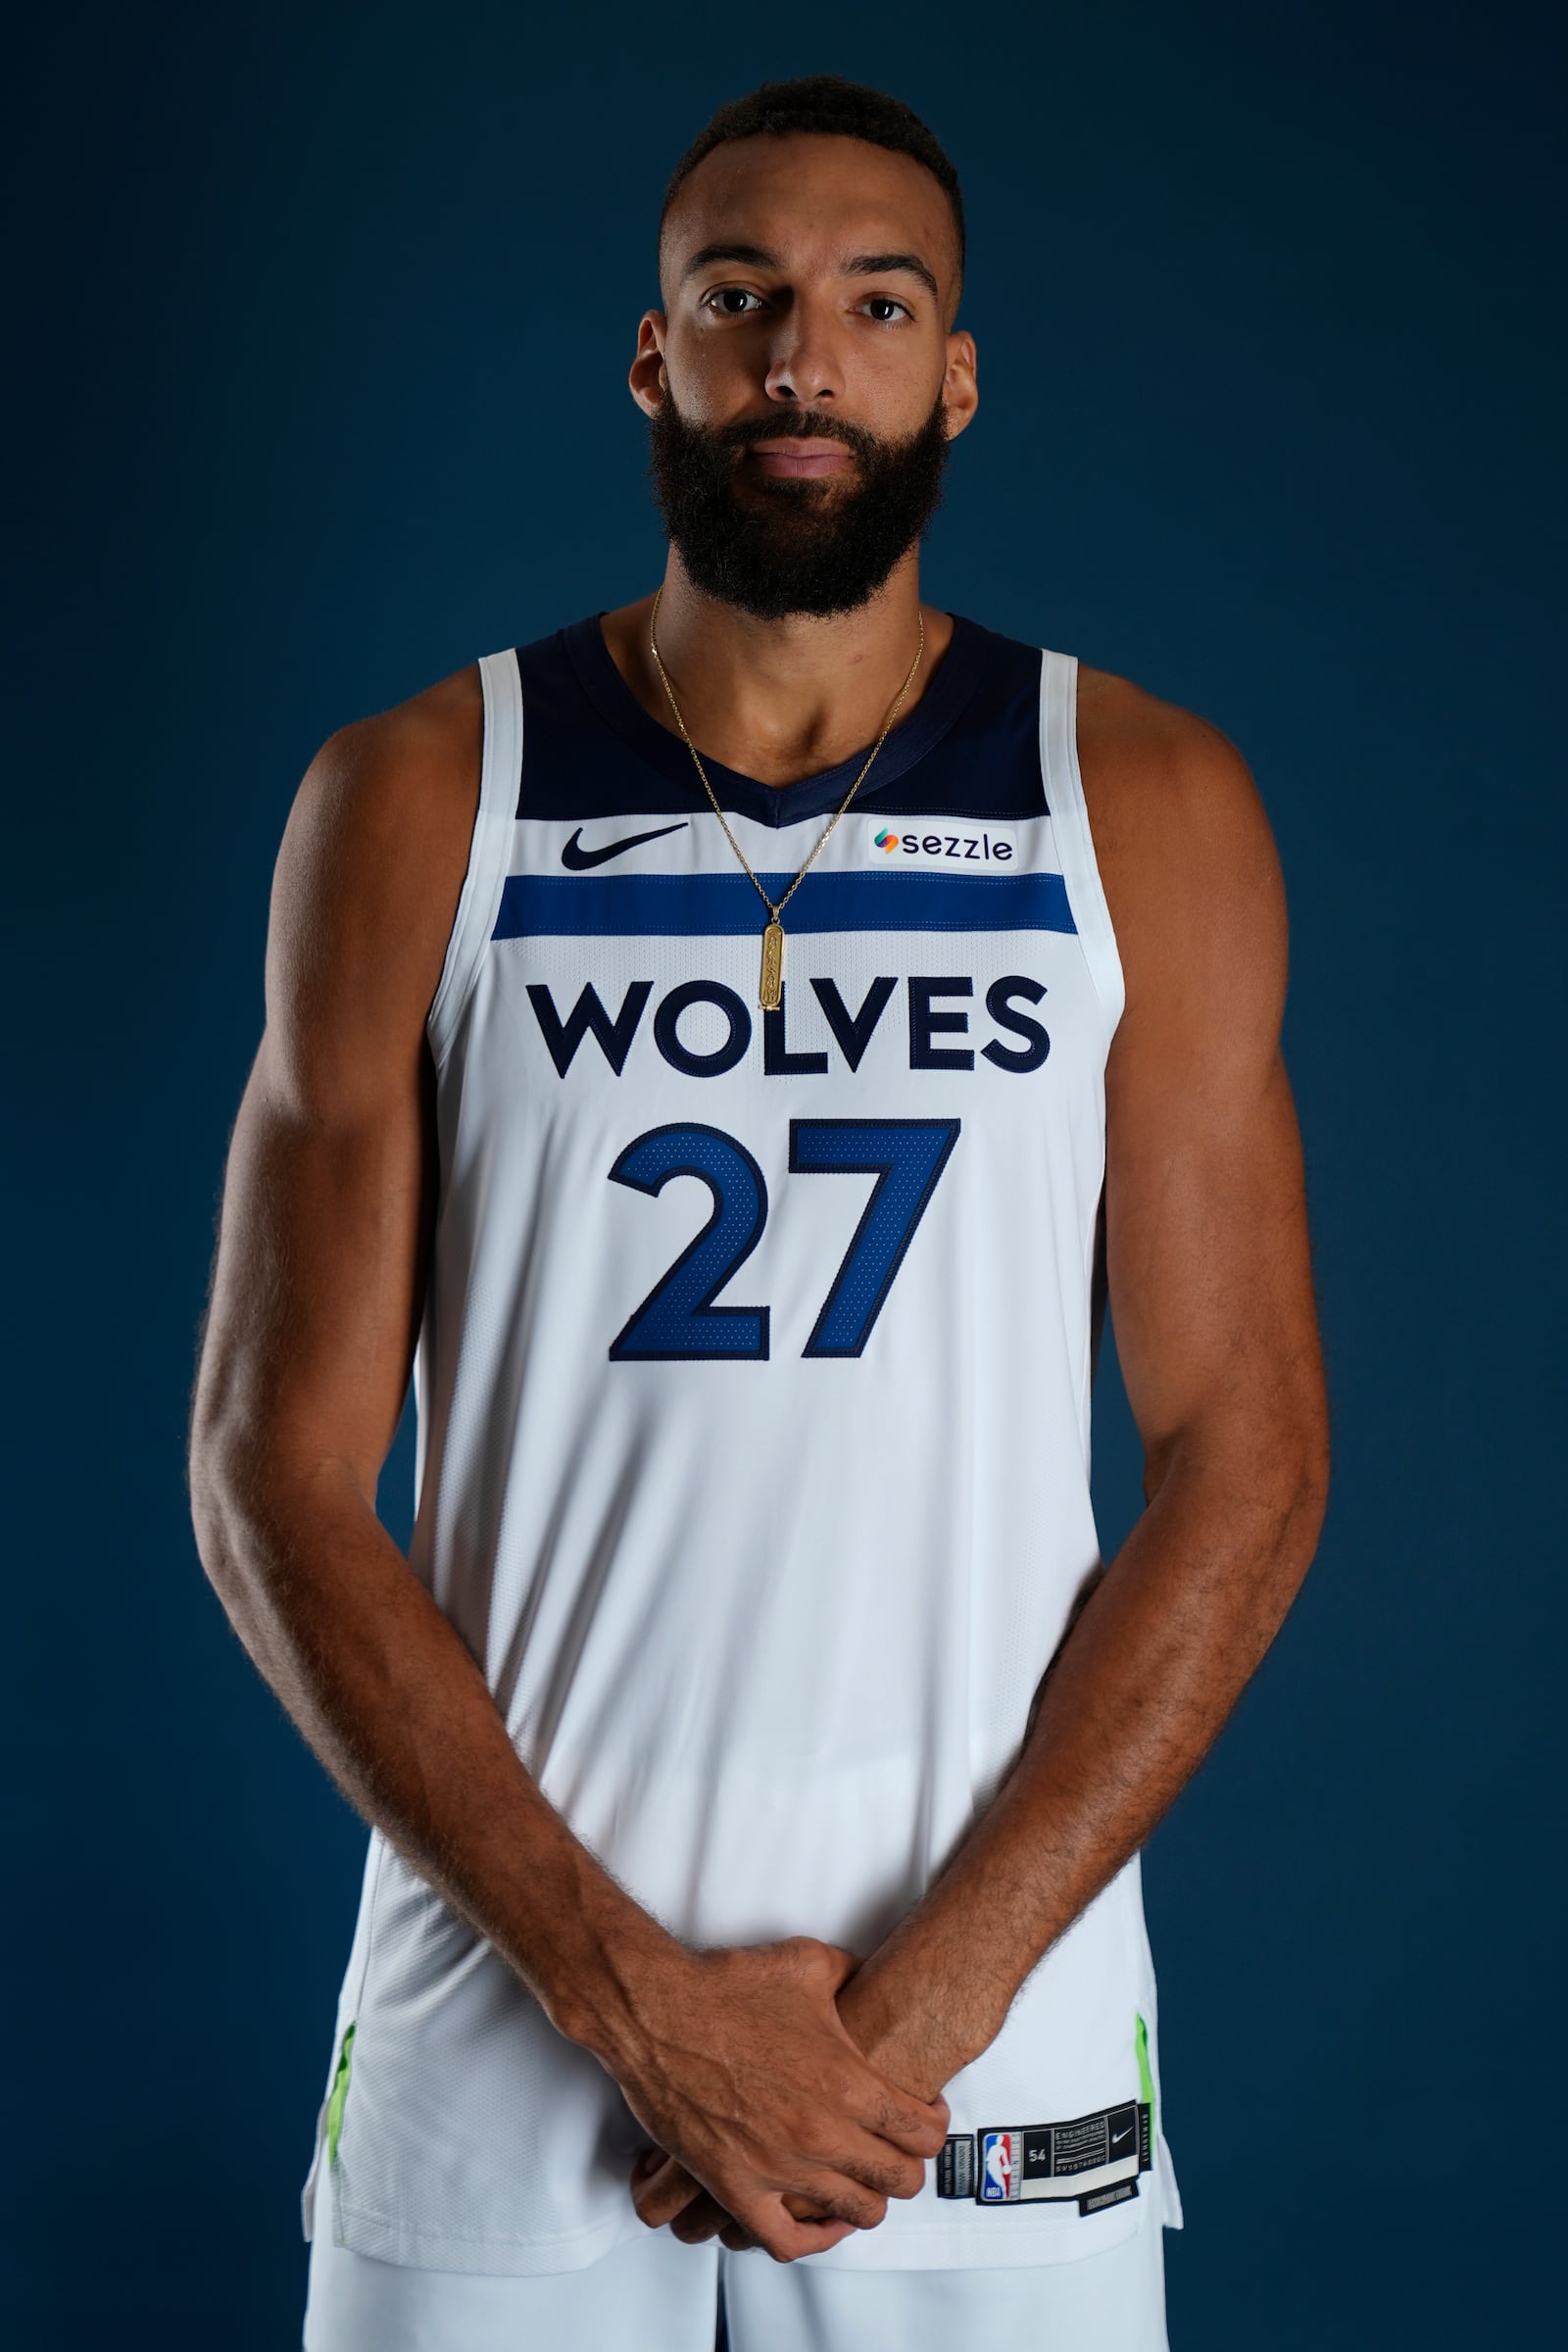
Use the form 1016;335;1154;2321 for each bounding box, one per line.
872;822;1014;863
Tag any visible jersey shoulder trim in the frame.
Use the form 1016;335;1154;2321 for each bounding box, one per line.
427;650;523;1069
1039;650;1125;1048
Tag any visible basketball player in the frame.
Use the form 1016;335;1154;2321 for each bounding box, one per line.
188;74;1329;2351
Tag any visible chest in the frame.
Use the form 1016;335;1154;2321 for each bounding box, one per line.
448;804;1110;1370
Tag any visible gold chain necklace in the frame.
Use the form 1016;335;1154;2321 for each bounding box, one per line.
648;585;925;1012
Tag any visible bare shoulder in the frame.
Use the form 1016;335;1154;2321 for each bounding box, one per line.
1074;662;1287;1033
266;663;485;1103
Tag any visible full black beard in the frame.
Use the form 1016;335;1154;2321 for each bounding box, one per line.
648;390;951;620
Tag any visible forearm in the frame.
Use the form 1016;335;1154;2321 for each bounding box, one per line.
190;1445;678;2058
846;1441;1327;2092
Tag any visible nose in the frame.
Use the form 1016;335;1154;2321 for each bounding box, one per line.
762;297;843;406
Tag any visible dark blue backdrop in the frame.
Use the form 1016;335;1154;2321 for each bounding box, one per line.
8;2;1561;2342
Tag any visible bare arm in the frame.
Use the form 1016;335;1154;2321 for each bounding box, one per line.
641;683;1330;2243
187;674;947;2262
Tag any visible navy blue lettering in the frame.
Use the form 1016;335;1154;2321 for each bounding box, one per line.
982;976;1052;1073
527;980;652;1077
654;981;752;1077
810;975;898;1072
908;976;974;1071
762;980;829;1076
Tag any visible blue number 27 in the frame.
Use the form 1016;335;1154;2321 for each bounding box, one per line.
608;1117;960;1362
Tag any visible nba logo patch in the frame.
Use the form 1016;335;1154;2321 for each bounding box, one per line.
978;2129;1021;2201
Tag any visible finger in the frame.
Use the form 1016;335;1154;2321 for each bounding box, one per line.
851;2076;953;2158
719;2218;760;2251
672;2160;886;2245
670;2189;731;2243
786;2173;889;2233
740;2200;859;2264
786;2126;930;2205
790;1938;863;1995
632;2156;708;2230
817;2017;952;2150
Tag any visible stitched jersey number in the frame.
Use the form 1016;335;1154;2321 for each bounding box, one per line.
607;1125;770;1360
607;1117;960;1362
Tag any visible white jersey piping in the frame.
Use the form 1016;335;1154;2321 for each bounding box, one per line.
1039;649;1125;1050
426;649;523;1072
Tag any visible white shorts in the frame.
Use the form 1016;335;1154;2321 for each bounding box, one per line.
304;2187;1170;2350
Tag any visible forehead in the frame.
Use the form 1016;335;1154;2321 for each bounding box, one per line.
662;131;960;304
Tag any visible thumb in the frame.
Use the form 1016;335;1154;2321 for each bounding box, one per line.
634;2153;707;2230
813;1941;865;1993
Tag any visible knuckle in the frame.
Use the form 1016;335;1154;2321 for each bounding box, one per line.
822;2184;884;2230
889;2097;942;2149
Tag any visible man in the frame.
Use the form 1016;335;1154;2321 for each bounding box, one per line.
188;73;1328;2351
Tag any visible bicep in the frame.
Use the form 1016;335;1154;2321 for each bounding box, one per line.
195;703;477;1496
1100;732;1324;1489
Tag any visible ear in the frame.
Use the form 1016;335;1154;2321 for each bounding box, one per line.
629;312;669;418
941;329;979;440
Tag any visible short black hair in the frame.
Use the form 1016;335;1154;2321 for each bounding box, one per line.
660;74;965;297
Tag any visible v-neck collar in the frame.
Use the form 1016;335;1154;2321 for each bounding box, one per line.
562;609;989;831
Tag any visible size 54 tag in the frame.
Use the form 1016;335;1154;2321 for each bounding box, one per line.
937;2100;1152;2212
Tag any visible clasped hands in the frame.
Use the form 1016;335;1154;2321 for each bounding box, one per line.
617;1934;958;2265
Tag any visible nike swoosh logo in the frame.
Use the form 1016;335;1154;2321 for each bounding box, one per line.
561;821;688;869
1110;2130;1134;2148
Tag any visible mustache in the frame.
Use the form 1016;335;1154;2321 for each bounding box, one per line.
712;410;879;460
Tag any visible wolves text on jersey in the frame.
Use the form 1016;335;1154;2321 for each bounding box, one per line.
523;973;1052;1079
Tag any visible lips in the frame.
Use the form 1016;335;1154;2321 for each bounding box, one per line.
746;437;855;479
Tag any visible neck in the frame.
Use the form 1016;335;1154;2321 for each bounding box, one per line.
600;550;953;790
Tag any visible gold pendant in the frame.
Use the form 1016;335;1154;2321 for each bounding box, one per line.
759;919;784;1012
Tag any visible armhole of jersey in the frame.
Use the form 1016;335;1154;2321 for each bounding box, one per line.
1039;648;1125;1049
425;649;522;1071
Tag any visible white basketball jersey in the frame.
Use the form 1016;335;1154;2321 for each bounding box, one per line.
301;613;1183;2274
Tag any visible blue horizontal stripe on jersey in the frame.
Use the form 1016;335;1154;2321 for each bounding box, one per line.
491;868;1078;940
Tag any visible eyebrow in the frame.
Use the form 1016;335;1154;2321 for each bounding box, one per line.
842;250;941;303
680;241;941;304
